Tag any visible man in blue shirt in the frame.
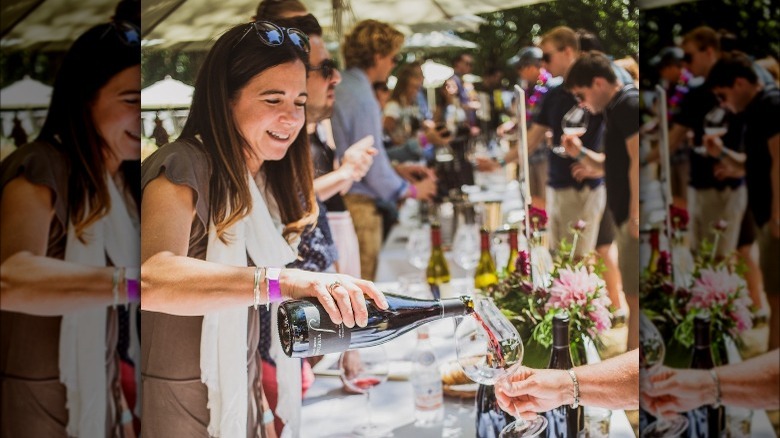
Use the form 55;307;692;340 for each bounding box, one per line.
331;19;436;280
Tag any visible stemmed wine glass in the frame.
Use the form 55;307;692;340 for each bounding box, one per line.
339;346;392;437
406;223;431;271
639;312;689;438
455;297;547;438
452;221;480;274
551;105;590;157
694;107;728;155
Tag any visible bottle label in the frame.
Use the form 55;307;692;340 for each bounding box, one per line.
303;304;352;355
414;384;443;411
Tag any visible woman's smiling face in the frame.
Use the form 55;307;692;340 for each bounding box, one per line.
231;59;308;165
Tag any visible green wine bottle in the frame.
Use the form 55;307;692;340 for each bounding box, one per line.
474;228;498;291
426;223;451;299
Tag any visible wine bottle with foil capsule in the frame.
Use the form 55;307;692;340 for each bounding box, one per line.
685;313;724;438
543;313;584;437
474;228;498;291
278;293;474;358
426;222;451;299
505;227;520;277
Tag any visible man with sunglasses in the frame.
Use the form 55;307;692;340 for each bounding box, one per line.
561;51;641;355
527;26;607;259
331;20;437;282
669;26;748;259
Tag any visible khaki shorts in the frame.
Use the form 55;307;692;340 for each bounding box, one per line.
616;221;640;295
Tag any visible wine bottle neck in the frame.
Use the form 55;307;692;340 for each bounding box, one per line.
508;231;518;250
431;226;442;247
480;232;491;252
441;296;474;318
650;229;660;250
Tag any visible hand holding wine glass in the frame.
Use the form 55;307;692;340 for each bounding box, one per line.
455;298;547;437
551;105;590;157
639;313;689;438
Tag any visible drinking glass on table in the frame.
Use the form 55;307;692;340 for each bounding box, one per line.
455;297;547;437
639;312;689;438
407;223;431;270
339;346;391;437
552;105;590;157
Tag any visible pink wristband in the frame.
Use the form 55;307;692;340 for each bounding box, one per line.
408;184;418;199
126;279;140;302
266;268;282;302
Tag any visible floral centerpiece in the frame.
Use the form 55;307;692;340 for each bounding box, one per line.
641;206;753;367
486;217;613;367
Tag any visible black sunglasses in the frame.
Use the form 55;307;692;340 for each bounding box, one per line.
100;20;140;47
542;52;553;64
309;58;338;80
234;21;310;53
682;52;693;64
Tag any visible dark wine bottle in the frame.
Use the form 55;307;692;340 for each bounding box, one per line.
543;313;584;438
277;293;474;358
685;313;724;438
475;383;514;438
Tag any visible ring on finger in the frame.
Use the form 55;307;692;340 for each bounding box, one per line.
327;280;342;294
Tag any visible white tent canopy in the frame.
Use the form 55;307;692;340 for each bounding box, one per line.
141;0;551;49
141;75;194;109
0;75;53;110
403;31;478;51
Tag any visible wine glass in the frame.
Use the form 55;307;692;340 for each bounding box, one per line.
551;105;590;157
339;346;392;437
639;312;689;438
452;222;480;273
407;223;431;270
455;298;547;437
694;107;728;155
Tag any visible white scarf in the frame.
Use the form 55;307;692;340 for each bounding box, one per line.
59;173;140;437
201;172;299;437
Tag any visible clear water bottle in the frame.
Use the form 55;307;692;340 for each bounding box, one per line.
411;326;444;426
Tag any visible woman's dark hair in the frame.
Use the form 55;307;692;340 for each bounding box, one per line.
179;21;316;243
36;18;140;241
254;0;308;21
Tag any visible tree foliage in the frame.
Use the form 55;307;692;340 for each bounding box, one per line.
453;0;639;81
640;0;779;87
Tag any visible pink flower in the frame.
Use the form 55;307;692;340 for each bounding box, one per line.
545;267;607;315
529;206;548;231
686;268;748;314
516;250;531;277
670;206;689;230
713;219;728;232
571;220;587;232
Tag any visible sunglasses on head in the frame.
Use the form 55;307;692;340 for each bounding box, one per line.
100;20;140;47
234;21;310;53
309;58;338;79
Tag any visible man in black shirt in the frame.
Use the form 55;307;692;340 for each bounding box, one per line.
527;26;607;257
669;26;747;257
562;51;641;349
705;52;780;349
